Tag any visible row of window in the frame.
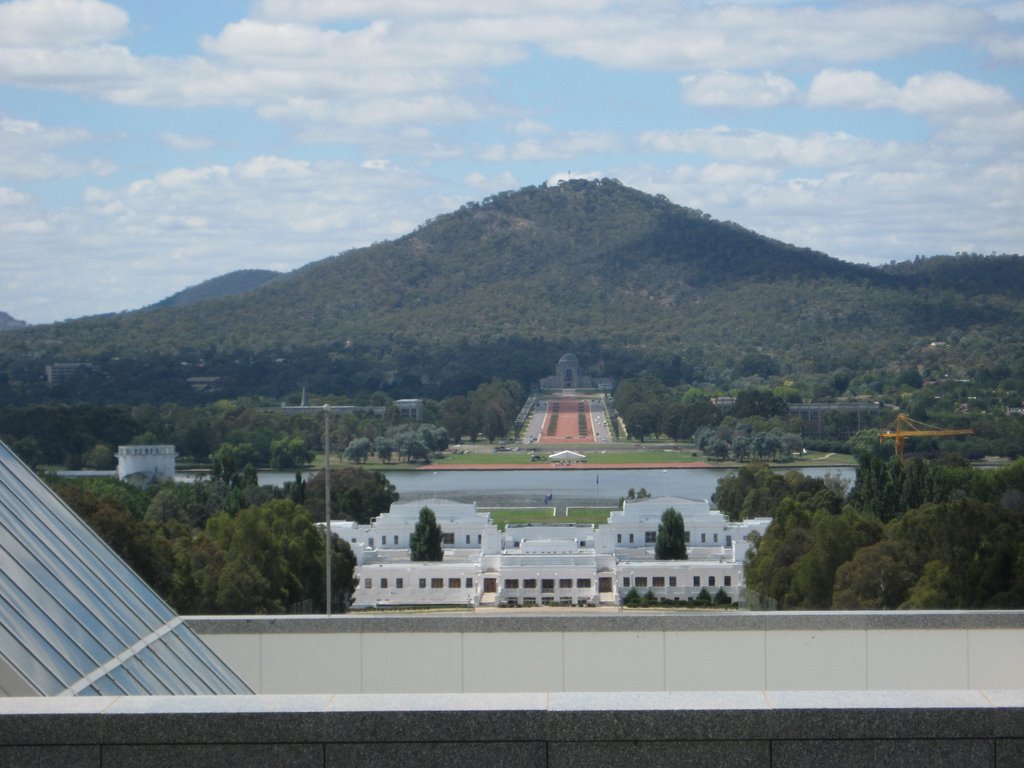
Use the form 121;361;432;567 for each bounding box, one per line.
616;531;730;545
364;575;731;590
362;531;733;548
503;578;592;590
360;533;484;548
362;577;476;590
622;575;732;588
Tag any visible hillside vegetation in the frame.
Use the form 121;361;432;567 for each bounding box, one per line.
0;179;1021;404
146;269;282;310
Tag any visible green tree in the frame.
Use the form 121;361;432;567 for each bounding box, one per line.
343;437;372;464
82;443;115;469
410;506;444;561
655;507;688;560
374;435;394;463
305;467;398;523
203;499;325;614
270;436;312;469
731;389;789;419
831;539;916;609
330;534;357;612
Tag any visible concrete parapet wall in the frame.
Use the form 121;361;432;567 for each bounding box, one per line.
187;611;1024;695
2;690;1022;767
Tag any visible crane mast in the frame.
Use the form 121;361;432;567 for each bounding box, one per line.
878;413;974;459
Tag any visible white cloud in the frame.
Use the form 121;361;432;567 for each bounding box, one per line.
259;93;481;125
255;0;614;23
0;2;992;123
512;118;551;136
479;144;507;161
639;126;895;168
1;155;463;321
0;114;107;179
989;2;1024;23
158;132;213;151
512;131;618;160
549;4;986;70
0;0;127;47
808;69;1014;114
0;185;28;205
464;169;518;191
986;33;1024;58
680;70;799;107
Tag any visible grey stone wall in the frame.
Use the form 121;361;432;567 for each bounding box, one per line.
187;609;1024;635
2;690;1022;768
187;610;1024;695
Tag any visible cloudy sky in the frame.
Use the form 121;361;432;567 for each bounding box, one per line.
1;0;1022;324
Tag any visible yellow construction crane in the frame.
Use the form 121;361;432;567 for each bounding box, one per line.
878;413;974;459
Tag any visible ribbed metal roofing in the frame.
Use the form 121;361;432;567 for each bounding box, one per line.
0;439;251;696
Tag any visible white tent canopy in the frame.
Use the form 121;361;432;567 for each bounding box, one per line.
548;450;587;462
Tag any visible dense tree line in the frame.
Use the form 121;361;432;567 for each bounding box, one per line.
0;379;525;472
739;458;1024;609
47;465;404;614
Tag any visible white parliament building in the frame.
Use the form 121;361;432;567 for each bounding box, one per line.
330;497;770;608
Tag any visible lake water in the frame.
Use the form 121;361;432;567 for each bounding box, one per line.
256;466;856;510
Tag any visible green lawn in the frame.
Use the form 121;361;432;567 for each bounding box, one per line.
431;448;705;466
310;448;857;471
484;507;614;529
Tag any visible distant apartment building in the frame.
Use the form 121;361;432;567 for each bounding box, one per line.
45;362;96;386
394;399;424;420
787;401;882;436
332;496;770;609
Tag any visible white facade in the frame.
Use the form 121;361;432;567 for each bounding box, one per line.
335;495;770;609
116;444;176;483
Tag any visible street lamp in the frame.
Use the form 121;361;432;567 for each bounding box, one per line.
276;402;347;615
323;404;332;616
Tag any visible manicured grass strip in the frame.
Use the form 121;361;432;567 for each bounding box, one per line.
432;450;701;466
483;506;614;529
435;452;542;465
561;508;614;525
484;507;555;529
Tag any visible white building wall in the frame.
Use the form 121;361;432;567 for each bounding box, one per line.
344;495;765;608
116;445;176;482
353;562;481;607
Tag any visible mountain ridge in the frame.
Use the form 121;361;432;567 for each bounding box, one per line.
145;269;282;310
0;179;1021;402
0;311;26;332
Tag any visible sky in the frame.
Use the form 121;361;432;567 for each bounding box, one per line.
0;0;1022;324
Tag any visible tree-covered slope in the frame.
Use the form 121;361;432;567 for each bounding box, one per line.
0;311;26;332
0;179;1021;401
145;269;282;310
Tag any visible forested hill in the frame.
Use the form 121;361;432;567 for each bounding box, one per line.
145;269;281;310
0;178;1021;402
0;311;26;331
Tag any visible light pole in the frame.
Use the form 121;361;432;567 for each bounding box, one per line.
323;404;332;615
275;402;346;615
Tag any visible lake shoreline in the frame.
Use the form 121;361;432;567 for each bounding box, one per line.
418;461;713;470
